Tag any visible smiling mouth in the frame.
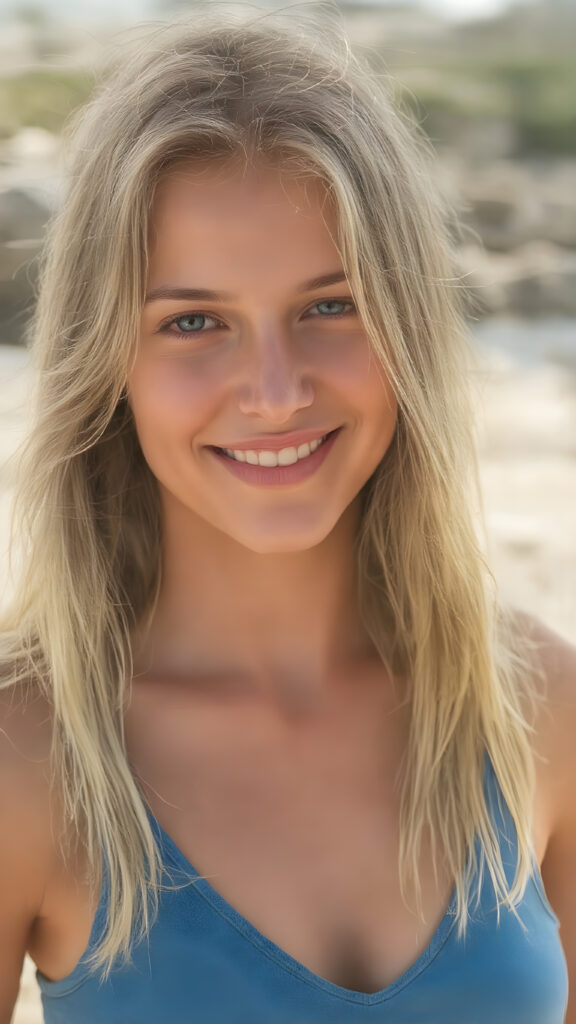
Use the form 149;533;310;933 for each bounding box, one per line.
205;426;342;486
208;428;340;467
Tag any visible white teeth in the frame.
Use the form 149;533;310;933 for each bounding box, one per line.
277;447;299;466
220;434;331;467
258;450;279;467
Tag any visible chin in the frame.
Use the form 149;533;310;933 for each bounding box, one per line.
227;518;341;555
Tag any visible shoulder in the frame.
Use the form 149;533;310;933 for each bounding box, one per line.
500;607;575;733
0;682;58;1014
0;680;93;889
511;614;576;959
517;613;576;793
535;619;576;811
0;680;52;799
0;681;56;894
506;612;576;816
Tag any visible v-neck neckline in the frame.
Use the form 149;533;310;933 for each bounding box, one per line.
147;806;459;1006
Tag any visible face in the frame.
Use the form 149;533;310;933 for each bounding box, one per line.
129;158;397;554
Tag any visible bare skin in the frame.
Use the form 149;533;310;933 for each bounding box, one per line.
1;160;575;1017
2;633;572;1004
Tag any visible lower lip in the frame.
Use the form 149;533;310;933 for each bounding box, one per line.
206;429;342;487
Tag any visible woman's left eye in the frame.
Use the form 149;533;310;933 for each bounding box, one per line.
307;299;355;318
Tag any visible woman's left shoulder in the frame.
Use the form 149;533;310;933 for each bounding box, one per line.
515;612;576;803
520;613;576;978
523;613;576;766
503;608;575;761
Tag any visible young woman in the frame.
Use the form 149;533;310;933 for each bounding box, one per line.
0;9;574;1023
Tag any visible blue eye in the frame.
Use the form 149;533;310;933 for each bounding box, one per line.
309;300;355;318
157;299;355;338
170;313;218;333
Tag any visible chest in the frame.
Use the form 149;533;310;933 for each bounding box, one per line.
122;673;456;993
36;671;550;996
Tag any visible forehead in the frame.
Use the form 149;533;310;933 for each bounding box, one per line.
152;156;333;221
147;158;342;288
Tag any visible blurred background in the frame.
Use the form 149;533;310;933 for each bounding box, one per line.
1;0;574;1019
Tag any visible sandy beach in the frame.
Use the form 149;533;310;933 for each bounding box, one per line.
2;329;575;1021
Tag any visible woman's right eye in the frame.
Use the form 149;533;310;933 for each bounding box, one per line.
160;312;224;335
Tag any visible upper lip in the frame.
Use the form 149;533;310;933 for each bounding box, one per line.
210;428;339;452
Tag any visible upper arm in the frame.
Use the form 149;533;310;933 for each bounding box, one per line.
531;625;576;1022
0;685;53;1022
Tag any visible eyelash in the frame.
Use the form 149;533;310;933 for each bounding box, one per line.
158;299;357;337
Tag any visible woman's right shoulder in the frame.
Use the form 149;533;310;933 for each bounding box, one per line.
0;678;59;873
0;678;54;808
0;678;57;876
0;681;56;1015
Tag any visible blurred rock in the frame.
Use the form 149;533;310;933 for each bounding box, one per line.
444;155;576;318
457;159;576;253
457;240;576;317
0;187;49;246
0;187;50;345
539;199;576;249
504;252;576;317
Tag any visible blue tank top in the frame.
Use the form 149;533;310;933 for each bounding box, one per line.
37;757;568;1024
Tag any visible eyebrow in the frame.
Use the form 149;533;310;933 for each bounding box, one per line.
144;271;348;304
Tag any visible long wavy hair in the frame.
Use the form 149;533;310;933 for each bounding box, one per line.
0;4;540;975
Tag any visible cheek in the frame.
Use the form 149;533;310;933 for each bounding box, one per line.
372;384;398;457
329;341;397;427
127;356;220;441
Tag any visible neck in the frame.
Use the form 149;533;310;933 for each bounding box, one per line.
132;492;376;704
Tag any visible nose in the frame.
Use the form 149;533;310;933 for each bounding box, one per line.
237;326;314;423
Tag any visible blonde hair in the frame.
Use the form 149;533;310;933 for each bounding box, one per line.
1;5;540;975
